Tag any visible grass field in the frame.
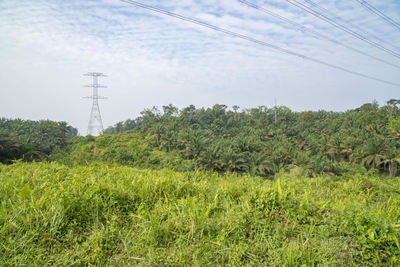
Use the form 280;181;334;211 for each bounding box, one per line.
1;162;399;266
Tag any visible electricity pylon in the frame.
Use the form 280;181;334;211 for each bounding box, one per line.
83;72;107;136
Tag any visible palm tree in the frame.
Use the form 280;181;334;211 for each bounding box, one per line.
244;152;274;176
0;134;20;163
148;124;164;148
352;137;385;169
196;143;221;171
379;146;400;178
180;129;208;159
378;157;400;178
293;150;310;167
216;147;246;172
308;155;334;175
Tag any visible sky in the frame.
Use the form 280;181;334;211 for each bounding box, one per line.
0;0;399;134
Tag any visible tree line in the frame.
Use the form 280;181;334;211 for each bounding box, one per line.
2;100;400;178
0;118;77;163
99;99;400;177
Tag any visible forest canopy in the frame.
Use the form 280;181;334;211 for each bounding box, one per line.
0;118;77;163
52;99;400;178
1;100;399;177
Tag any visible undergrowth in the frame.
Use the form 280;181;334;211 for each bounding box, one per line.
1;162;399;266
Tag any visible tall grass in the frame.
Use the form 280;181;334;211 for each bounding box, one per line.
1;162;399;266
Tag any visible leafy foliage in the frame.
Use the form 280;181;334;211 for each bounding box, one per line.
103;100;400;177
0;118;77;163
50;133;193;171
1;162;399;265
2;100;400;265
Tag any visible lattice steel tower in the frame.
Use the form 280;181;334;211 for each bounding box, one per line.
83;72;107;136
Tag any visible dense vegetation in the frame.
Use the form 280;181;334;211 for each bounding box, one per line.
1;162;399;266
50;133;194;171
1;100;399;265
54;100;400;178
0;118;77;163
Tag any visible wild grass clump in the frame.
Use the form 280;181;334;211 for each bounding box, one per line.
1;162;399;266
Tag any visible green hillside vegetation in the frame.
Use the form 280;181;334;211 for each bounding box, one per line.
1;100;400;265
52;100;400;178
0;118;77;163
50;133;194;172
1;162;399;266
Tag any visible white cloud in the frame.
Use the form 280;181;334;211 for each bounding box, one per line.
0;0;399;134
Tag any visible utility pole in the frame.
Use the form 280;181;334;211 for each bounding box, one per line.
83;72;107;136
274;98;278;124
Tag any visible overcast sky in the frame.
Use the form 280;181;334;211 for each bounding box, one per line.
1;0;399;134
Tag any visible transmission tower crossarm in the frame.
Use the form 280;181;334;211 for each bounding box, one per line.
83;96;108;99
84;72;107;77
84;85;108;88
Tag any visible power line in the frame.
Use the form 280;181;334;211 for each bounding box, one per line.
303;0;400;53
354;0;400;31
285;0;400;59
120;0;400;87
239;0;400;69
